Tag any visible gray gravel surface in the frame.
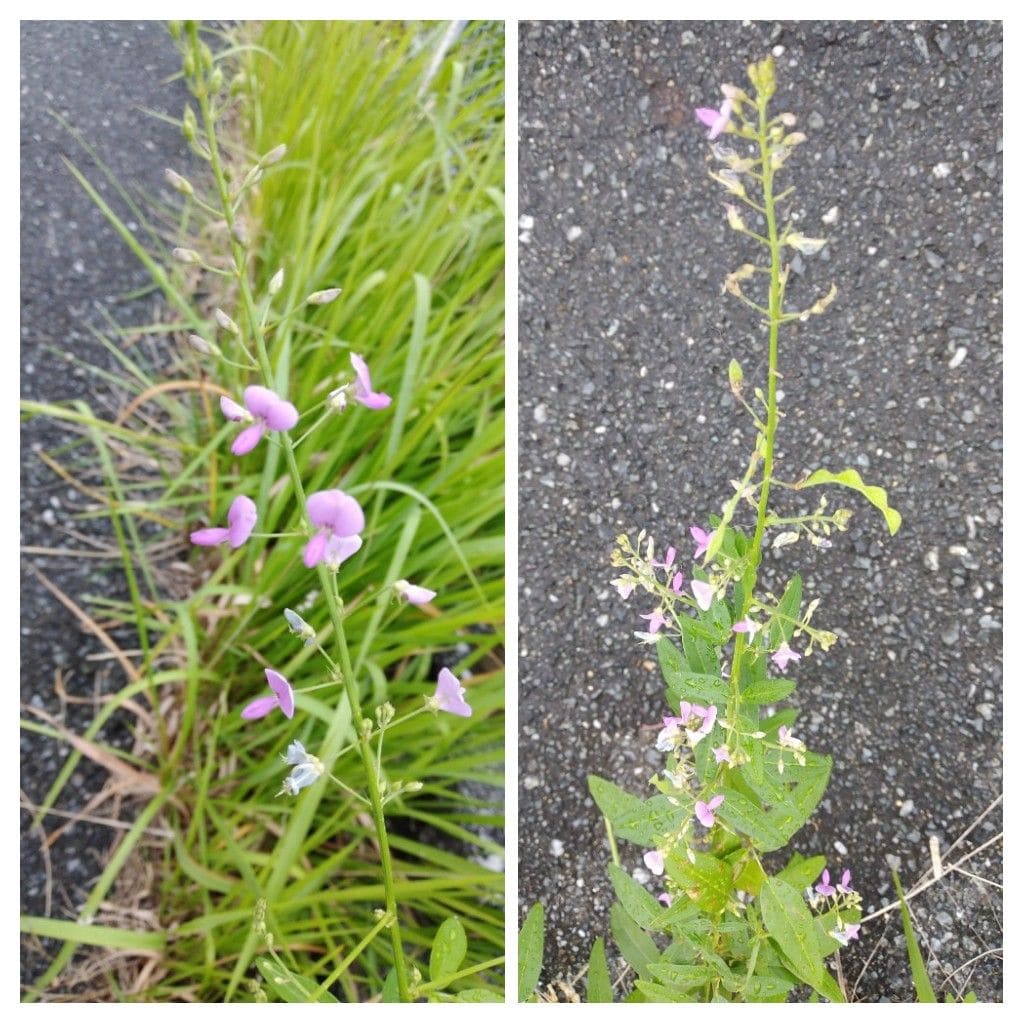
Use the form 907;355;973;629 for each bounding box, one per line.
21;20;191;991
518;20;1002;1002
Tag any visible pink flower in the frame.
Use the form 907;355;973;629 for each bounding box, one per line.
614;577;636;600
241;668;295;721
837;869;855;895
712;744;732;764
671;572;684;594
651;545;676;570
643;850;665;876
657;892;674;907
302;490;364;569
695;793;724;828
732;617;758;635
434;667;472;718
395;579;436;605
350;353;391;409
831;922;860;945
691;579;714;612
190;495;257;548
815;869;836;897
695;95;733;140
221;385;299;456
680;701;718;745
640;608;667;634
690;525;711;560
771;641;802;671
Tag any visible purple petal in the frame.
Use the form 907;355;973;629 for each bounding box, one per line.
323;533;362;567
397;580;436;605
263;397;299;432
243;385;284;420
708;794;724;811
435;667;472;718
226;496;258;547
695;801;715;828
713;745;731;763
690;525;710;559
231;422;265;455
190;526;230;546
695;107;720;128
691;579;714;611
657;892;673;907
350;353;392;409
671;572;684;594
220;395;249;421
643;850;665;876
305;489;365;536
303;532;328;568
840;869;852;890
265;669;295;719
241;695;279;720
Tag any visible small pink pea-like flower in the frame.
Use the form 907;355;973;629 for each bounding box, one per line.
651;545;676;570
395;579;436;605
771;641;802;671
691;579;714;612
690;525;711;560
712;744;732;764
434;667;472;718
350;353;391;409
815;869;837;898
303;490;365;569
680;702;717;746
190;494;257;548
830;921;860;946
837;869;855;895
643;850;665;876
241;668;295;721
640;608;667;634
732;617;758;635
695;95;733;140
695;793;725;828
657;892;674;907
221;385;299;456
614;577;636;600
671;572;684;594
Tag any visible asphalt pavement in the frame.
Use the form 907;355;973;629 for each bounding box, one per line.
518;20;1002;1002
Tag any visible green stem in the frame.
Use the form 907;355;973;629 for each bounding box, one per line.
189;29;411;1002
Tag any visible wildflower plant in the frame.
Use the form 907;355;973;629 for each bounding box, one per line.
22;21;504;1003
589;57;902;1002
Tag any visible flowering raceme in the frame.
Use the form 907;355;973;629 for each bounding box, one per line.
221;385;299;455
190;494;257;548
303;489;364;569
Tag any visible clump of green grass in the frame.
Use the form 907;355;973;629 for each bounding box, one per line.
21;20;504;1002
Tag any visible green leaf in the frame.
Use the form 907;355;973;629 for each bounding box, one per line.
777;853;827;890
666;851;732;915
517;902;545;1002
658;638;729;705
744;968;796;1001
454;988;503;1002
717;789;788;851
734;855;768;897
769;574;802;648
646;962;712;992
759;877;825;994
740;678;795;705
381;967;400;1003
587;937;614;1003
610;902;659;980
255;957;340;1003
797;467;902;535
894;871;937;1002
634;980;696;1002
430;916;467;985
588;775;688;846
608;864;666;931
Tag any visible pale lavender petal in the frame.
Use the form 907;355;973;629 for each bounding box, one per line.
265;669;295;719
690;525;710;559
305;489;365;537
708;794;724;811
695;107;720;128
263;397;299;432
220;395;249;421
815;869;836;897
241;694;279;720
713;745;731;764
435;667;472;717
844;923;860;941
190;526;230;546
640;609;666;633
231;422;265;455
243;385;283;420
350;353;392;409
643;850;665;876
303;532;328;568
703;705;718;732
691;579;714;611
732;618;757;634
671;572;684;594
323;533;362;567
226;495;258;547
695;801;715;828
283;740;308;765
397;580;436;605
657;892;673;907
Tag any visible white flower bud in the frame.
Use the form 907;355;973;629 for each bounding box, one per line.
214;308;240;335
164;168;194;196
172;247;202;264
268;268;284;295
306;287;342;305
187;334;216;355
260;143;287;167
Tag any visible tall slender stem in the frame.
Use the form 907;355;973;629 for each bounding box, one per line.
188;29;410;1001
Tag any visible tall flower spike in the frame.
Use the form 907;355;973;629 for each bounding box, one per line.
303;490;365;569
241;668;295;721
221;385;299;456
190;494;257;548
433;667;472;718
